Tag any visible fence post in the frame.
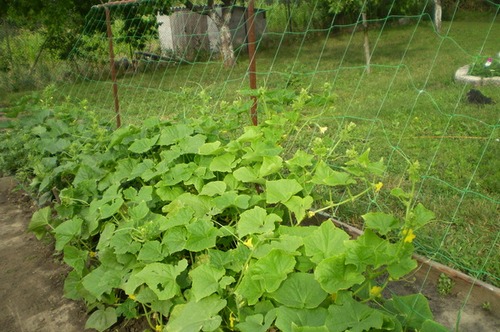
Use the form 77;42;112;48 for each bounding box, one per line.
105;5;122;128
247;0;258;126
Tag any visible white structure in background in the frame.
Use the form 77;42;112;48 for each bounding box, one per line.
157;6;266;59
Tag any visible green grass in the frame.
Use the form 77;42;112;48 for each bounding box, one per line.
3;10;499;286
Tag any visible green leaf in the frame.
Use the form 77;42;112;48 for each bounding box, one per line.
99;197;124;220
199;181;227;196
303;221;349;263
43;138;71;154
275;306;328;332
209;153;237;172
128;134;159;154
236;249;296;305
198;141;222;155
233;166;259;183
189;264;226;302
421;319;449;331
82;266;123;299
161;226;187;254
286;150;314;169
29;206;51;240
269;273;328;309
185;219;220;252
259;155;283;177
311;161;356;186
166;295;226;332
157;124;193;146
137;241;164;262
129;200;150;221
266;179;303;204
237;206;281;237
124;260;188;300
54;217;83;251
384;294;435;330
326;298;385;332
362;212;399;235
411;203;435;229
345;229;395;270
283;195;313;224
314;254;365;293
63;245;88;276
85;307;117;332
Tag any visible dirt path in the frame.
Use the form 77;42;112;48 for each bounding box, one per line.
0;177;89;332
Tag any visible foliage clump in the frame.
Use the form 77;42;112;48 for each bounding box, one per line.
1;88;447;332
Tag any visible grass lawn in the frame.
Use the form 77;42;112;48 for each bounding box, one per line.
4;9;499;286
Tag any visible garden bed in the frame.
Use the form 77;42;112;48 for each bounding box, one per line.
0;177;499;331
454;65;500;86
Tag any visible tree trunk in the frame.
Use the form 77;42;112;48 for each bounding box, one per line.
209;8;236;68
434;0;442;33
362;12;371;74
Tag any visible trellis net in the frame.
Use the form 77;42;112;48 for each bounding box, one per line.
56;0;498;327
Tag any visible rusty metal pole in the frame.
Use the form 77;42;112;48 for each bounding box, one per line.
247;0;258;126
105;5;122;128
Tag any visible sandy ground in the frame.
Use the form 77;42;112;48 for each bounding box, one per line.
0;176;498;332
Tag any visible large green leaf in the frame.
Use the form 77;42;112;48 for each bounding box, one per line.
311;161;356;187
28;206;51;240
54;217;83;251
236;249;296;304
303;221;349;263
157;124;193;146
384;294;435;330
411;203;435;229
124;260;188;301
269;273;328;309
85;307;117;332
345;229;396;270
128;134;159;154
259;155;283;177
237;206;281;237
283;195;313;224
362;212;399;236
199;181;227;196
266;179;303;204
82;266;123;299
165;295;226;332
275;306;328;332
185;219;220;252
314;254;365;293
326;298;385;332
189;264;226;302
137;240;164;262
209;153;237;172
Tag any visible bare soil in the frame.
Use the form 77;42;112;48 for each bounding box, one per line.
0;176;498;332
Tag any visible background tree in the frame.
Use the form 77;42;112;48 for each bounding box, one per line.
180;0;245;67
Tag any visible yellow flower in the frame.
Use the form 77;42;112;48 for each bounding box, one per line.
128;294;137;301
370;286;383;297
89;251;97;258
155;325;162;332
307;210;316;218
402;228;416;243
374;182;383;193
243;237;253;249
319;126;328;134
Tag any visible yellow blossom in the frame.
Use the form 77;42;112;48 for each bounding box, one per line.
319;126;328;134
330;293;337;301
370;286;383;297
374;182;383;193
128;294;137;301
307;210;316;218
155;325;162;332
402;228;416;243
243;237;253;249
89;251;97;258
